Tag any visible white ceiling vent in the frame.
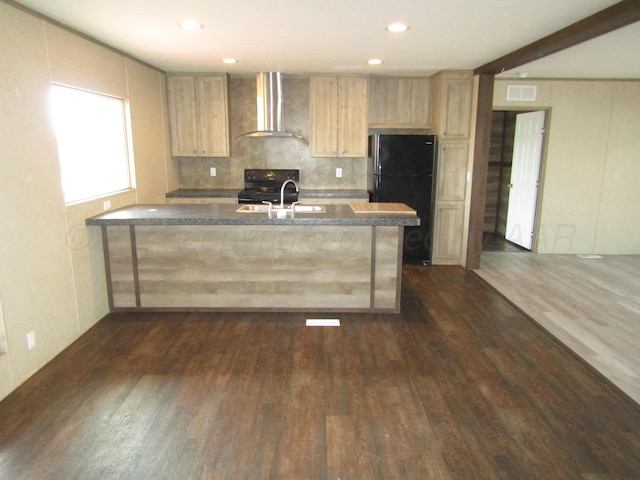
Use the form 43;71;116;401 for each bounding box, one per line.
506;85;537;101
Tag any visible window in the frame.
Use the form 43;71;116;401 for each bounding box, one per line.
50;84;134;204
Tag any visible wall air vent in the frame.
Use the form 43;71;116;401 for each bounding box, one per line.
506;85;537;101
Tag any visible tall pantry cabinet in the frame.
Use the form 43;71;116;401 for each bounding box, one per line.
430;71;473;265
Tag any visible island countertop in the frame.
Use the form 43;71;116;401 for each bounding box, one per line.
85;203;420;227
164;188;370;200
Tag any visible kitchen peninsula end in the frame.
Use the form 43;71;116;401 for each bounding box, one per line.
87;203;419;313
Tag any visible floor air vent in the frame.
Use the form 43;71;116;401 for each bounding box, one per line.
306;319;340;327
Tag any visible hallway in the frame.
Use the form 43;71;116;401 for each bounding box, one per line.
476;252;640;405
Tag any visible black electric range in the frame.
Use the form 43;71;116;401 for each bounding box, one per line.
237;169;300;204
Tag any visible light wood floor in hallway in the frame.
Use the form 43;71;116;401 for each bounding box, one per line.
476;252;640;405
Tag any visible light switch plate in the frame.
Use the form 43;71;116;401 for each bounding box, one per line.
210;167;217;176
26;330;36;350
336;167;342;178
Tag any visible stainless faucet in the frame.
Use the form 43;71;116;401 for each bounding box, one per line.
280;179;299;209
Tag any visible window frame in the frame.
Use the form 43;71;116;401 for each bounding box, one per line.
50;83;136;205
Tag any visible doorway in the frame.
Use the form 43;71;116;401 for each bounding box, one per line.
483;110;545;252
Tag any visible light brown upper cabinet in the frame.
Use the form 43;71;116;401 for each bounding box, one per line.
310;76;368;157
368;77;431;128
430;71;473;140
167;74;230;157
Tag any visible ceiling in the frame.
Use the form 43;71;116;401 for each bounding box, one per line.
11;0;640;79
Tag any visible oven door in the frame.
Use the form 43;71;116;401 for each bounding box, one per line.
237;188;280;204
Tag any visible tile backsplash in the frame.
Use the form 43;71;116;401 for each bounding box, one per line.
177;75;368;190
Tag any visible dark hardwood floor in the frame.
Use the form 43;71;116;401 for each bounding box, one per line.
1;266;640;479
482;232;528;252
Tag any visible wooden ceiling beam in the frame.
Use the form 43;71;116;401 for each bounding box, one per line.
474;0;640;75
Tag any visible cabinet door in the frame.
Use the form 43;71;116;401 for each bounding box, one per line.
432;141;469;265
441;76;472;140
368;77;430;128
197;76;229;157
337;76;368;157
310;76;339;156
432;203;465;264
167;76;198;156
437;142;468;202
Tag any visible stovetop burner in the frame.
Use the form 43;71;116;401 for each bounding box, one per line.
237;169;300;204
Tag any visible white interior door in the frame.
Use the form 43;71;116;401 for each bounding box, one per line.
505;111;545;250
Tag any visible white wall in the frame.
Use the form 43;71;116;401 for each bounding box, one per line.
493;79;640;254
0;2;176;401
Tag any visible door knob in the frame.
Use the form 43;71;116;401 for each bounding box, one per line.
508;183;513;188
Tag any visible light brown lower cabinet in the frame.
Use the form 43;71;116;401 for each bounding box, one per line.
432;203;465;264
100;224;403;312
432;141;469;265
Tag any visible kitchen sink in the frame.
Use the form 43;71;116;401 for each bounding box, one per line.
236;204;325;214
236;204;272;212
290;205;325;213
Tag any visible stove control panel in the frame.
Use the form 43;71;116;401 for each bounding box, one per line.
244;169;299;185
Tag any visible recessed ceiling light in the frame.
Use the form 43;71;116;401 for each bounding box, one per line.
222;58;237;64
387;23;409;33
368;59;383;65
180;20;204;31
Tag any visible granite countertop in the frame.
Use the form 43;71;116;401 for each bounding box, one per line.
165;188;370;199
86;204;419;227
165;188;240;198
299;189;369;199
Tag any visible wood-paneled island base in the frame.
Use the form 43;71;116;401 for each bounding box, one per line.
86;204;420;313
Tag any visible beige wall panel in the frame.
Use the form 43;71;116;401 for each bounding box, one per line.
492;80;553;109
0;4;80;390
595;82;640;253
536;81;613;253
45;23;127;97
0;2;176;402
126;59;172;203
493;78;640;255
65;202;111;331
0;301;12;400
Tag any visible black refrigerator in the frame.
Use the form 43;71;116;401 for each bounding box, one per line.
369;134;437;265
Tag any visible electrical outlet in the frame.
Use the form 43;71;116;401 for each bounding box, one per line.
26;330;36;350
336;167;343;178
210;167;217;177
103;199;111;211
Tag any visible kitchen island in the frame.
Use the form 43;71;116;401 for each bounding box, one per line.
86;203;419;313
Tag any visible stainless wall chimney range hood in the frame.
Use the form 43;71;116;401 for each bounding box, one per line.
236;72;306;142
